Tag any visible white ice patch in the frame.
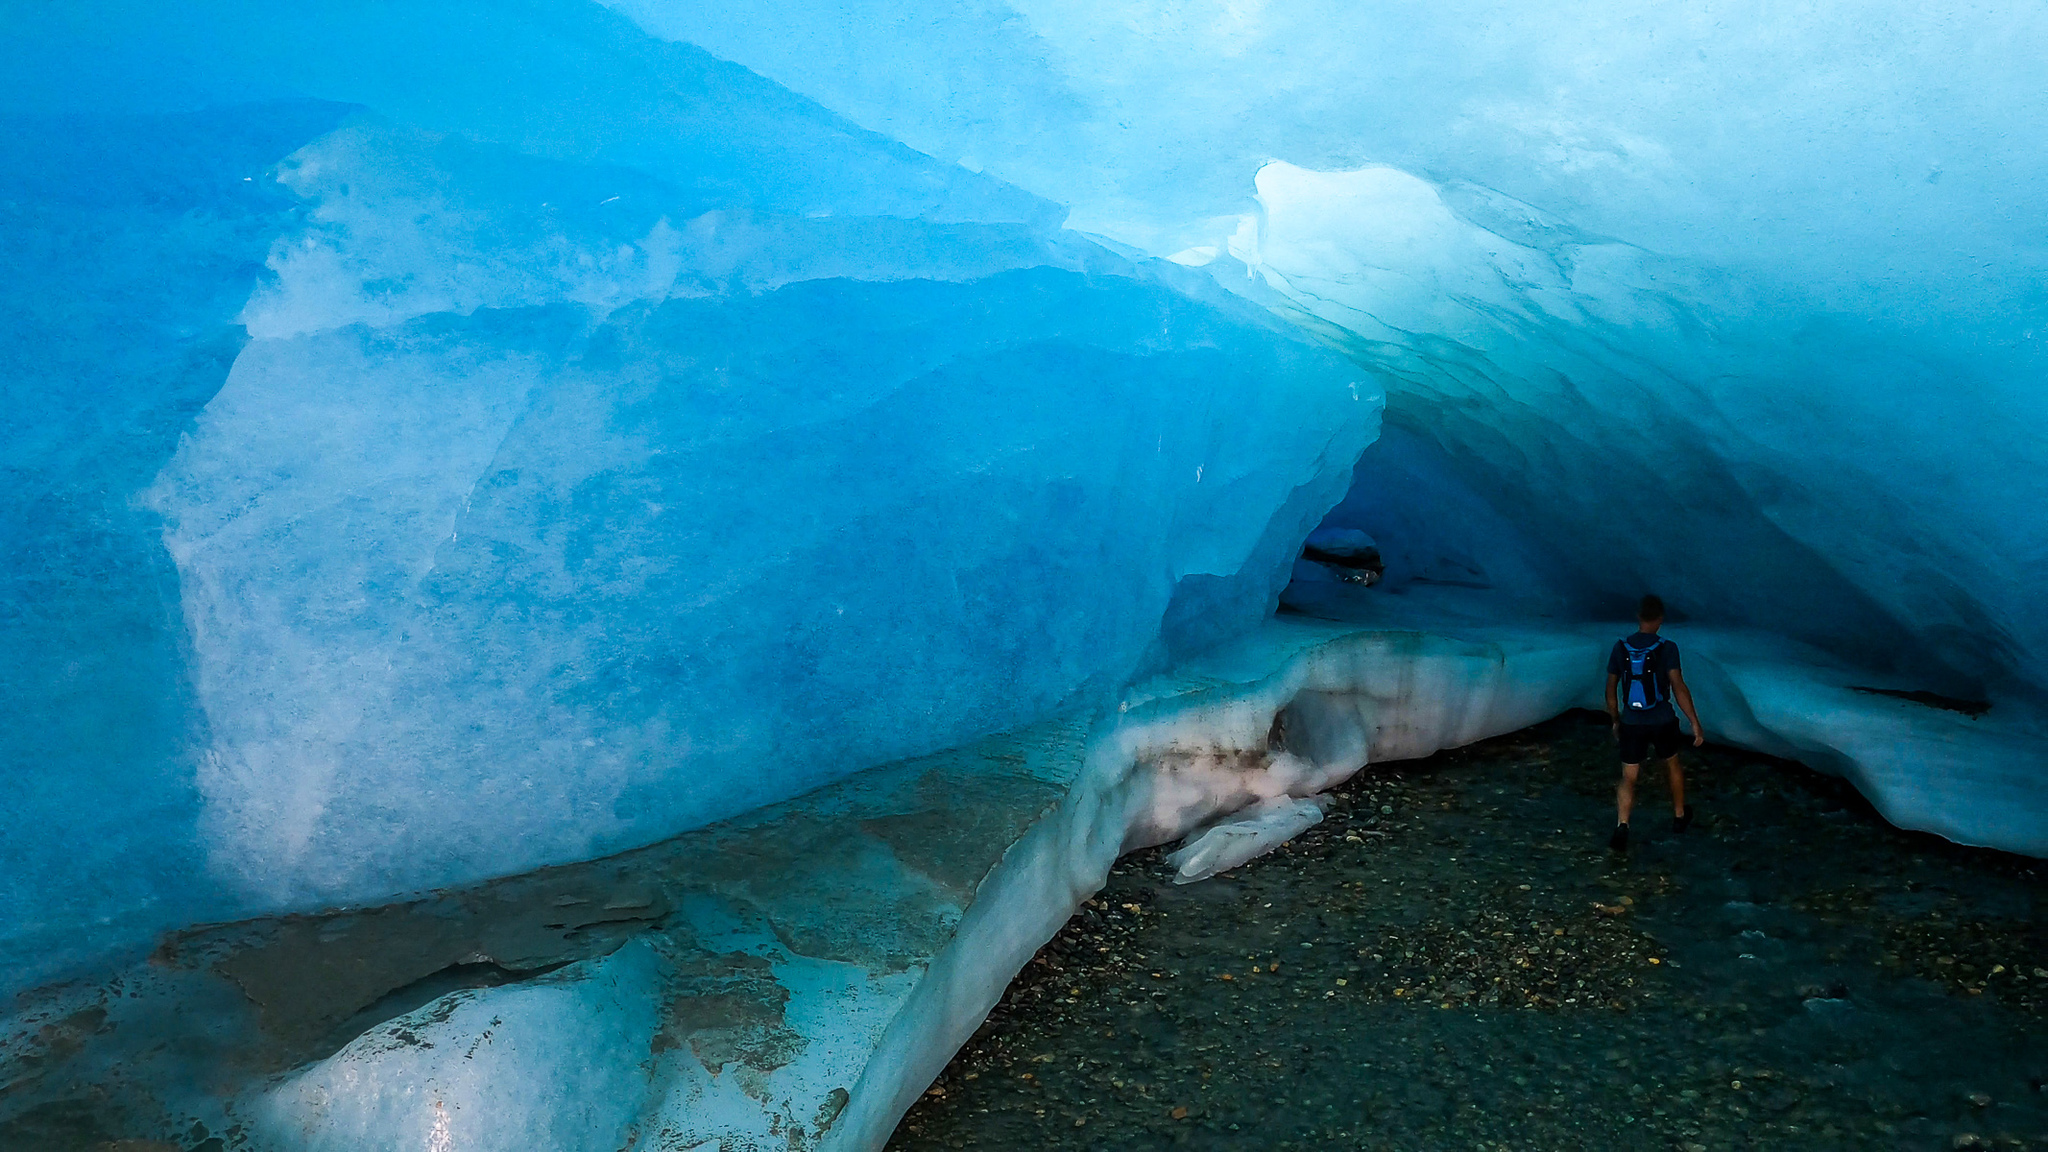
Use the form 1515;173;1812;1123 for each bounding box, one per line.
1166;794;1330;883
253;942;665;1152
241;124;691;339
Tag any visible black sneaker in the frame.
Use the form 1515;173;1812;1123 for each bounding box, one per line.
1673;807;1694;834
1609;823;1630;852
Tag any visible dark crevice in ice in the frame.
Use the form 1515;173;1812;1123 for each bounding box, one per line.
1848;686;1992;717
307;960;567;1064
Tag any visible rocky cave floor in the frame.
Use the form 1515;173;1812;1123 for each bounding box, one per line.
889;710;2047;1152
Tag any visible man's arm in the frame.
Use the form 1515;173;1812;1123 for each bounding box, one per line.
1605;673;1620;736
1668;668;1705;746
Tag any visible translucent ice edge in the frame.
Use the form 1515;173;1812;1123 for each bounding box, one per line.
1165;795;1331;884
2;614;2038;1150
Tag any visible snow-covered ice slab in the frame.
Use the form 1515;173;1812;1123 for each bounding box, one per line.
3;613;2038;1150
1166;796;1331;884
0;715;1096;1152
1668;629;2046;858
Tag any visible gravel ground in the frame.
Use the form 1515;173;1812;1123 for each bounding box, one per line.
889;710;2047;1152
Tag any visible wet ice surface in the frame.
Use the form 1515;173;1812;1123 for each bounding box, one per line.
891;711;2047;1151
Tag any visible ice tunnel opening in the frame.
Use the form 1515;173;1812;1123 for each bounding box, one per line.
1283;422;1581;611
1282;396;2014;719
1255;383;2048;866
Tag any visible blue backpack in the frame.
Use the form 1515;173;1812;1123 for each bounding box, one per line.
1621;637;1666;714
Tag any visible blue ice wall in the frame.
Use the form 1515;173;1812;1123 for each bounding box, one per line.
0;99;357;987
8;0;2044;995
0;3;1376;991
615;0;2048;703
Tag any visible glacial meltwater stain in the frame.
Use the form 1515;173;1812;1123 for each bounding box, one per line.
890;711;2046;1151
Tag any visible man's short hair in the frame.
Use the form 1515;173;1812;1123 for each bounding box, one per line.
1637;594;1665;623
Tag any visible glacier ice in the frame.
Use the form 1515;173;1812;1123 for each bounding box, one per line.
254;941;667;1152
612;0;2048;706
1239;160;2046;699
147;256;1369;910
0;1;1376;995
4;1;2048;1147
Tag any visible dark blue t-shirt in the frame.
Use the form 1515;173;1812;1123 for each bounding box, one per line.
1608;632;1680;725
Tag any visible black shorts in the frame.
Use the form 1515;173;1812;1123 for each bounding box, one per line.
1618;719;1683;764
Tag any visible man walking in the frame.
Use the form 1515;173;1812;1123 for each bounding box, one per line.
1604;595;1705;851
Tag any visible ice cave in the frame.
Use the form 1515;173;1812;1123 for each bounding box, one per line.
2;2;2043;1149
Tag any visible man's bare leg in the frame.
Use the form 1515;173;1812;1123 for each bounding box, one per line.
1667;753;1694;831
1617;762;1641;826
1612;762;1641;850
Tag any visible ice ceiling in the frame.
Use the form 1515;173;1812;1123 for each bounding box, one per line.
633;0;2048;681
2;1;2043;991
